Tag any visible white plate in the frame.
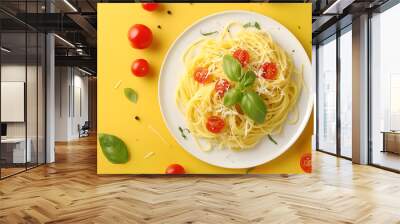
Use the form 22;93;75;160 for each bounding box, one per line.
158;10;313;169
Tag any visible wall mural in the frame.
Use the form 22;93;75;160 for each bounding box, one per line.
97;3;313;174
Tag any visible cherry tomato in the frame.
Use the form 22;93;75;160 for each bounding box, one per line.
261;62;278;80
206;116;225;133
233;49;250;67
165;164;185;174
300;153;312;173
131;59;149;77
193;67;212;84
142;3;159;11
215;79;230;96
128;24;153;49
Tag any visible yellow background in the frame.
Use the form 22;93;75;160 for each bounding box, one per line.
97;3;312;174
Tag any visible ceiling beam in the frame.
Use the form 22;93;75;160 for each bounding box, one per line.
322;0;356;15
55;55;96;70
67;13;97;39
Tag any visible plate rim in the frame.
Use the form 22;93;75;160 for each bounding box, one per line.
158;9;313;169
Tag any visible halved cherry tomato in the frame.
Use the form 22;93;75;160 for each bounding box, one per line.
165;164;185;174
300;153;312;173
261;62;278;80
142;3;159;11
194;67;212;84
206;116;225;133
131;59;149;77
128;24;153;49
233;49;250;67
215;79;230;96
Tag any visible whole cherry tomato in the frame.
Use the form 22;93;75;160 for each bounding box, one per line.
131;59;149;77
300;153;312;173
233;49;250;67
193;67;212;84
165;164;185;174
142;3;159;11
128;24;153;49
206;116;225;133
215;79;230;96
261;62;278;80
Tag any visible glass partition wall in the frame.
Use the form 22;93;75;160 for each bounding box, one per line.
0;3;46;179
316;26;352;159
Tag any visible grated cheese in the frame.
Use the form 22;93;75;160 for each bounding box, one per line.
147;125;170;147
113;80;122;89
144;152;155;159
215;103;239;118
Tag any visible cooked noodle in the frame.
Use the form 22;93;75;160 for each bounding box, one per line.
176;22;302;150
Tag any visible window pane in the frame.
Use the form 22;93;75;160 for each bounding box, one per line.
371;3;400;171
318;37;337;154
340;29;352;158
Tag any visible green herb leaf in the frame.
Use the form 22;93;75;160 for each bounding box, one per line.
240;70;256;87
179;126;186;139
223;87;243;106
243;22;261;30
98;133;129;164
124;88;138;103
240;91;267;124
243;22;252;28
223;55;242;82
268;134;278;145
201;30;218;36
178;126;190;139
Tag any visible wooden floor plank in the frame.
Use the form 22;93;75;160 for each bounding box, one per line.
0;135;400;224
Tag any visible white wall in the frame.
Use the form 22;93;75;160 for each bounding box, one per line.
1;65;38;138
1;66;26;137
72;73;89;138
55;67;70;141
54;67;89;141
1;63;46;164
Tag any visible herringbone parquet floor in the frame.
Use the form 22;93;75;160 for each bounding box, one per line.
1;135;400;224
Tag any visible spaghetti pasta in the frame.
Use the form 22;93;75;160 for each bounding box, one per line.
176;22;302;150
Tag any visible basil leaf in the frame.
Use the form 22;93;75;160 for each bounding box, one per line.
240;91;267;124
99;133;130;164
254;22;261;30
223;55;242;82
240;70;256;87
223;87;243;106
124;88;138;103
